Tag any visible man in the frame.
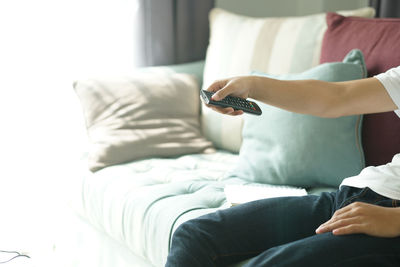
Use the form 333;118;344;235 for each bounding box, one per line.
165;66;400;266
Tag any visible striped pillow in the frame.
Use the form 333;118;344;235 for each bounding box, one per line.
201;7;375;152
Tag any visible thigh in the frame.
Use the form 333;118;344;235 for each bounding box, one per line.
244;232;400;267
185;192;335;266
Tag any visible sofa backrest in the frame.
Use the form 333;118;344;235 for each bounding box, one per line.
320;13;400;166
200;7;375;153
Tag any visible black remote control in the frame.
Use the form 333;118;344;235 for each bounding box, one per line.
200;90;262;115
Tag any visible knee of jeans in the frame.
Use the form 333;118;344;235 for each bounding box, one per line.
168;218;218;267
172;219;201;243
171;217;214;249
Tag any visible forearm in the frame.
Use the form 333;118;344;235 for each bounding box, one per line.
248;76;397;118
249;76;341;117
395;207;400;236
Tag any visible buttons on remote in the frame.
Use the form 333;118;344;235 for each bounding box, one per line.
200;90;262;116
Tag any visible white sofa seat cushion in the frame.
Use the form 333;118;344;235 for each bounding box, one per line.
73;151;246;266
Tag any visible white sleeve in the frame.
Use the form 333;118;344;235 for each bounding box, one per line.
375;66;400;117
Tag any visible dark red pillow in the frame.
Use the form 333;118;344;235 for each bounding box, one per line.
321;13;400;167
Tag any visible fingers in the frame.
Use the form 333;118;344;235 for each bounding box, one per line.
331;224;364;235
316;218;359;234
206;79;227;94
212;89;229;101
316;202;366;235
330;203;354;216
206;79;233;101
327;206;358;223
207;105;244;116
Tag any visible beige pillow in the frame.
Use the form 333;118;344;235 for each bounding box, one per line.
201;7;375;152
74;72;214;172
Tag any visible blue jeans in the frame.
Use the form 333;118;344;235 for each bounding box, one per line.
165;186;400;267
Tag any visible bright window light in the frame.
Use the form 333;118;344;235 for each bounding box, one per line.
0;0;139;264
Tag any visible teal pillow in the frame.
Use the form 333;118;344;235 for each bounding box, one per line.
228;49;366;188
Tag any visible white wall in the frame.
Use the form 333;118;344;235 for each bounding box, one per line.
216;0;369;17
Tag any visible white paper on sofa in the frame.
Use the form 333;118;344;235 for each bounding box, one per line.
224;184;307;206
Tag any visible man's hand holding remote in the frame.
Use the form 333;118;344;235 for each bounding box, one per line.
205;76;255;116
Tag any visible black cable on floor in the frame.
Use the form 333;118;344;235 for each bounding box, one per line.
0;250;30;264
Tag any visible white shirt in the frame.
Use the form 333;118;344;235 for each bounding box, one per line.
340;66;400;200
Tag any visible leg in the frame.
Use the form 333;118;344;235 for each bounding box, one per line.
165;192;336;267
243;232;400;267
243;187;400;267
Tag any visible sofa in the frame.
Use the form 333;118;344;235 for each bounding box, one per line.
56;6;400;267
